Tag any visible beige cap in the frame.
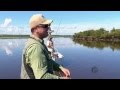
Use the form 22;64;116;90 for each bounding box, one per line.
29;14;53;29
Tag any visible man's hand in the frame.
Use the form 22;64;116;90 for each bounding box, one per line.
60;67;70;77
60;76;71;79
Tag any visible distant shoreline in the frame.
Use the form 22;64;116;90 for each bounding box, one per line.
0;35;73;39
0;35;29;39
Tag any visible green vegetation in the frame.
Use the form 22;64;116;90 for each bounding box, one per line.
73;28;120;42
52;35;73;38
73;40;120;51
0;35;30;39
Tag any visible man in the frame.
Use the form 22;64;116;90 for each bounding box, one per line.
20;14;70;79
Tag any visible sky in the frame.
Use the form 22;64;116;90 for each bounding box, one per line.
1;11;120;35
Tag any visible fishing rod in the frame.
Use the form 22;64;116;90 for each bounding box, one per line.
49;19;71;79
47;18;62;52
56;18;62;36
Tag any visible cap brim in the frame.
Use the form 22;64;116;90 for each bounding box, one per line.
41;19;53;25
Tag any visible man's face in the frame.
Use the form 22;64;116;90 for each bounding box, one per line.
36;24;50;38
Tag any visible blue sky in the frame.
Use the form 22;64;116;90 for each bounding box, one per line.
1;11;120;35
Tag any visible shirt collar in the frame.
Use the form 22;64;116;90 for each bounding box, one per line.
30;34;44;44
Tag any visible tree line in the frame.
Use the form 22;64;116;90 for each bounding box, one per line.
73;27;120;42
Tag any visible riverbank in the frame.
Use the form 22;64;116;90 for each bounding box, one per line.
0;34;73;39
0;35;29;39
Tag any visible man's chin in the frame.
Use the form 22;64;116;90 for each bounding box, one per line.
44;34;48;38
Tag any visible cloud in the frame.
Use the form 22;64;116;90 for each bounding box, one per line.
0;17;120;35
0;18;30;35
51;22;120;35
0;18;12;28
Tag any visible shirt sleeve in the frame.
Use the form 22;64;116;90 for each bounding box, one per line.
51;60;64;72
26;44;61;79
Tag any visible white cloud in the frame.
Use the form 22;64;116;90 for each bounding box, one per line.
0;17;120;35
51;22;120;35
0;18;12;28
0;18;30;35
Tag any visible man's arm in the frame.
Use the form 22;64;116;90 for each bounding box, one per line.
51;60;63;71
51;59;71;77
26;44;61;79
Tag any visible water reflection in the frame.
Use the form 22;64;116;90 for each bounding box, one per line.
0;37;120;79
44;37;78;48
0;39;28;79
73;40;120;51
2;46;13;55
0;39;27;56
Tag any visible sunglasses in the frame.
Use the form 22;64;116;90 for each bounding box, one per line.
38;24;50;28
